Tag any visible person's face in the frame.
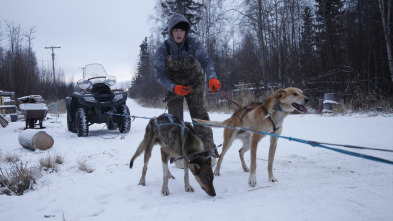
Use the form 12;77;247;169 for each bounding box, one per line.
172;29;186;44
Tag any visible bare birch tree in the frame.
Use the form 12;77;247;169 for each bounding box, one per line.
378;0;393;82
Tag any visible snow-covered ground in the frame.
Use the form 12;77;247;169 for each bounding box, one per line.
1;98;392;221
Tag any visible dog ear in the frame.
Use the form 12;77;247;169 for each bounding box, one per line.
188;163;201;175
274;89;286;99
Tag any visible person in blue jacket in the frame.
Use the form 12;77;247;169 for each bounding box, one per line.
154;13;221;167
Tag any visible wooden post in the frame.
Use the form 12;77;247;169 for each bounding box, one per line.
322;93;338;113
318;98;324;114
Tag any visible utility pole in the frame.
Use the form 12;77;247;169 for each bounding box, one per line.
79;67;86;79
45;46;61;83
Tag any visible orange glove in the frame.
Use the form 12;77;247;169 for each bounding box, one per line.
174;85;193;96
209;78;221;93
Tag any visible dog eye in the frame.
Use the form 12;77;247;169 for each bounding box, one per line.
293;93;298;96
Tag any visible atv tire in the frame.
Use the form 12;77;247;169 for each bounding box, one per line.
106;119;118;130
75;108;88;137
117;104;131;133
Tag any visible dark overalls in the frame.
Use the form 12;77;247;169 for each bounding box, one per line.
164;40;216;153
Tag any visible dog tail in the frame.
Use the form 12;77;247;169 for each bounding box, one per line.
193;118;229;127
130;120;155;169
130;141;145;168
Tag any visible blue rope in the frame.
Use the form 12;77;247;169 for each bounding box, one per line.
47;100;65;112
105;112;134;118
119;114;393;165
191;122;393;165
307;142;393;165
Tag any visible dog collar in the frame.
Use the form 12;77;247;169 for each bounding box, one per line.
275;100;283;111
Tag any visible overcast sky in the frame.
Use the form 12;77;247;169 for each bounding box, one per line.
1;0;156;83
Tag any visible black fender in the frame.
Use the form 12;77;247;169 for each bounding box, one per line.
65;97;73;120
65;96;82;121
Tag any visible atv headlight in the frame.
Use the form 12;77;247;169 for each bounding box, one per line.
77;79;92;90
104;76;116;86
84;96;96;102
114;93;123;101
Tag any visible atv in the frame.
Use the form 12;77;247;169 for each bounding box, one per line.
65;63;131;137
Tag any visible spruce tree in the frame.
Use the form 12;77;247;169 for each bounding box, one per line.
300;7;315;83
130;37;150;99
315;0;345;70
159;0;204;37
130;37;163;100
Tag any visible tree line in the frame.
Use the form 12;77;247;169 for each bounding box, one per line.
131;0;393;110
0;21;74;102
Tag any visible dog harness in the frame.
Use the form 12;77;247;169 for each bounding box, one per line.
154;114;189;163
236;101;281;133
261;100;283;133
154;114;216;164
155;114;189;144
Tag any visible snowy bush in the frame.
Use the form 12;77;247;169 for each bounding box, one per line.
0;162;38;195
39;154;64;172
2;153;20;163
77;160;94;173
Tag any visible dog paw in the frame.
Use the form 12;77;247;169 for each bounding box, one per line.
242;166;250;172
162;187;170;196
185;185;194;192
214;170;220;176
269;177;278;182
248;174;257;187
138;178;146;186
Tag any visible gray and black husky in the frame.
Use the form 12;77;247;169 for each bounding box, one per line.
129;114;216;196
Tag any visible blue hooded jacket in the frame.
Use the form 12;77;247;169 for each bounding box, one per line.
154;13;217;91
